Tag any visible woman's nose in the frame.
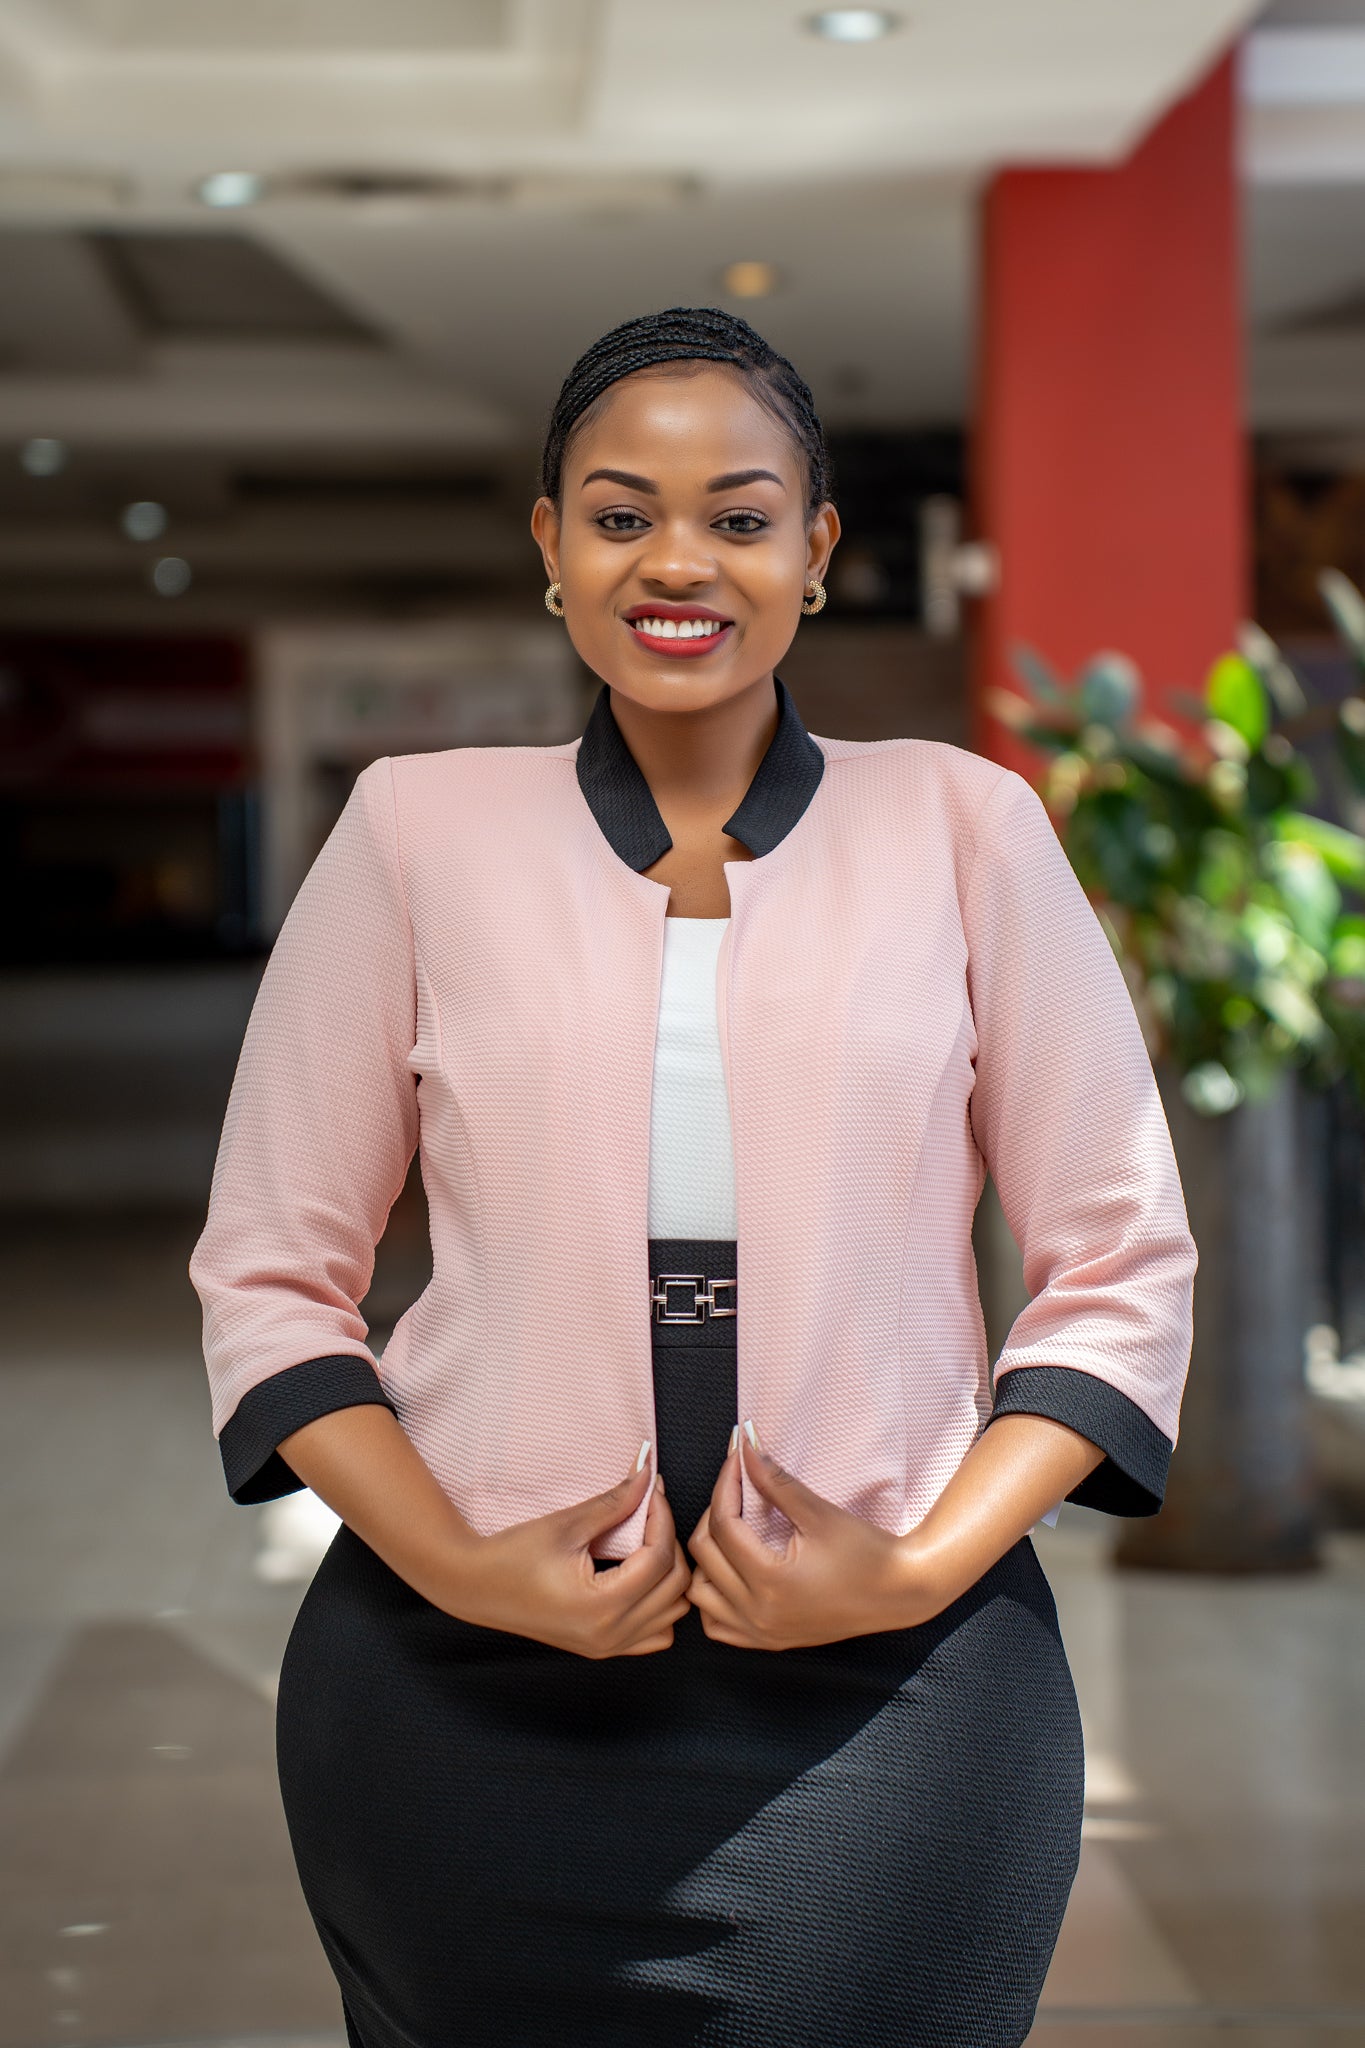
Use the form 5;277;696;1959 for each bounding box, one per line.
635;524;718;590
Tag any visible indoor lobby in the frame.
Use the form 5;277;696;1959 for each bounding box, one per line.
2;4;1365;2045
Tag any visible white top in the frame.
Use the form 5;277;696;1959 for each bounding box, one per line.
647;916;737;1240
644;914;1064;1529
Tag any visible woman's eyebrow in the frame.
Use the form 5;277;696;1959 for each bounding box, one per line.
580;468;658;493
707;469;786;492
579;466;788;494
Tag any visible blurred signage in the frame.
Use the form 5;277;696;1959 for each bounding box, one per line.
0;634;250;792
262;625;577;761
255;620;581;926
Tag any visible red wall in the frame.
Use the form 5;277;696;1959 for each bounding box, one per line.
970;53;1247;772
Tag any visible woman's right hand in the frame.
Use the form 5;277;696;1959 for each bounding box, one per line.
278;1405;689;1659
444;1453;693;1658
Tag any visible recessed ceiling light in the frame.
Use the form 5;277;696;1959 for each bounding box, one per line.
20;436;67;477
121;500;168;542
196;170;265;209
151;556;192;597
806;9;901;41
721;260;781;298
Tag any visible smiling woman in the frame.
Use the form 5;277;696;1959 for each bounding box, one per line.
192;306;1196;2046
529;311;840;915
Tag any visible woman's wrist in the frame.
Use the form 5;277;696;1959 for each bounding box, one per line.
415;1520;493;1622
881;1529;954;1630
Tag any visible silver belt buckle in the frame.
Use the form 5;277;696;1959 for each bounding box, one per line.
651;1273;738;1323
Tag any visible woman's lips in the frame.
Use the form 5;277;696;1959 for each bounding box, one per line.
625;614;734;659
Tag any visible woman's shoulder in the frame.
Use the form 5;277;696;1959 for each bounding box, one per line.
812;730;1015;831
374;737;582;821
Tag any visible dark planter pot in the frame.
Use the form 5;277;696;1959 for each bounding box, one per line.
1114;1061;1323;1575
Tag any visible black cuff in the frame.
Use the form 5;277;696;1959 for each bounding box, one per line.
218;1355;397;1505
987;1365;1173;1517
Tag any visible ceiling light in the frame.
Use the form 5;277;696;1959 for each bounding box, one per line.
721;260;781;299
806;9;901;41
20;437;67;478
121;500;167;542
196;171;265;210
151;557;192;597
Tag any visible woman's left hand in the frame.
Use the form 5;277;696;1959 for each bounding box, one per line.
685;1426;942;1650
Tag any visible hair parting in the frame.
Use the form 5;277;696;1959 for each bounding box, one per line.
540;306;832;517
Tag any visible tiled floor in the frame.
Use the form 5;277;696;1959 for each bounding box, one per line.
2;1215;1363;2048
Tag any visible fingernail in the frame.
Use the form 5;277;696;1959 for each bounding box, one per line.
728;1424;739;1456
743;1418;761;1450
636;1438;651;1472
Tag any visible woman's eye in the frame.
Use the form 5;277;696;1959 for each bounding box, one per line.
594;509;650;534
591;507;769;536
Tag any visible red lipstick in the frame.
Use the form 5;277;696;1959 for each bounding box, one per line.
623;602;734;659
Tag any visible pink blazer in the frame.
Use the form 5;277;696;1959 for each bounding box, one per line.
190;681;1196;1557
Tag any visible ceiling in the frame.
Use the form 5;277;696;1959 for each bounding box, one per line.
4;0;1365;622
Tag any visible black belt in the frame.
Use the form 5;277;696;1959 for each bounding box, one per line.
648;1271;737;1323
647;1236;738;1331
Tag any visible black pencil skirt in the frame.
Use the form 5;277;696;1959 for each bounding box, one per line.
275;1238;1085;2048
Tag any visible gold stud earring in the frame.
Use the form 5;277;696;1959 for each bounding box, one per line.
545;581;565;619
801;579;828;616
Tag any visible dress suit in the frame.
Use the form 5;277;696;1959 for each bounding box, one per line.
190;678;1196;2046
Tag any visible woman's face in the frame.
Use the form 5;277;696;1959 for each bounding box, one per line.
531;363;839;717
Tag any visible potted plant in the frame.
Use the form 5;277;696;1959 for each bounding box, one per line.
990;572;1365;1571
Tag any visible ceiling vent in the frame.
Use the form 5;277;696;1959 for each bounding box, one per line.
260;168;703;212
272;168;512;205
90;230;377;342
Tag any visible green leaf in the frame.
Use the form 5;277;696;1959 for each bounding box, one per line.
1239;620;1308;716
1263;839;1341;949
1274;812;1365;890
1123;736;1195;788
1206;653;1269;752
1182;1061;1244;1116
1079;653;1140;729
1017;720;1077;754
1255;975;1326;1044
1330;929;1365;980
1319;568;1365;659
1195;829;1251;908
1010;644;1073;708
1335;712;1365;798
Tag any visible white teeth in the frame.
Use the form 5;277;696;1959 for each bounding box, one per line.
634;616;725;639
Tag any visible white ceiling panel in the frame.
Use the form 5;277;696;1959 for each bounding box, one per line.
42;0;509;54
591;0;1258;175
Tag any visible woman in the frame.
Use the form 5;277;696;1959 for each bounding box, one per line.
190;306;1197;2048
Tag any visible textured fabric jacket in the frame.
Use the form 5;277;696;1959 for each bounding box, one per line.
190;679;1198;1557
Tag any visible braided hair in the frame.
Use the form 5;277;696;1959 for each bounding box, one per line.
541;306;831;518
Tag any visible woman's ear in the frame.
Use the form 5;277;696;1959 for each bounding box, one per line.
530;495;562;584
806;501;841;587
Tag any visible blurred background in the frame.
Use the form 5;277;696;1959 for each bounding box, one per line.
3;3;1365;2045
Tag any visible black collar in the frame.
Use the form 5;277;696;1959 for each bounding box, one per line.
574;676;825;871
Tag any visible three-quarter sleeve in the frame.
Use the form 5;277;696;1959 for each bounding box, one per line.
964;767;1198;1516
189;758;419;1503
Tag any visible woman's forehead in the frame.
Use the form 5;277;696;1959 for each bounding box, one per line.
566;366;801;484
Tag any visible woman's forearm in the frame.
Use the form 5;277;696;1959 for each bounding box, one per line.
900;1412;1106;1615
277;1404;479;1611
